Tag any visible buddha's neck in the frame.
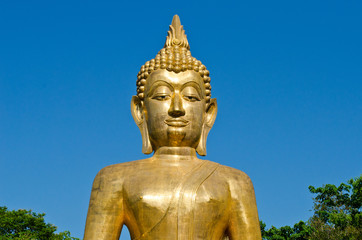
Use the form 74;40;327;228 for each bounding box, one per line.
153;147;198;161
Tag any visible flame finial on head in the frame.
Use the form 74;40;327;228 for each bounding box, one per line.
164;15;190;50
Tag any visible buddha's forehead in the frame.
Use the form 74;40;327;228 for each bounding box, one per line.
145;69;205;94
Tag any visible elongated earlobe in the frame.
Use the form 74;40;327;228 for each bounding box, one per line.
131;96;153;154
196;98;218;156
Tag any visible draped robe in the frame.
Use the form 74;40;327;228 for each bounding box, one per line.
124;160;231;240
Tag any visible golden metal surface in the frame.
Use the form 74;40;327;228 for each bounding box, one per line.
84;15;262;240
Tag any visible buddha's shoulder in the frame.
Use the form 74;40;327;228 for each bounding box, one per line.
214;163;253;186
94;158;152;178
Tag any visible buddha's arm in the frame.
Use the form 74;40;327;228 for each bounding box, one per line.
227;171;262;240
84;166;124;240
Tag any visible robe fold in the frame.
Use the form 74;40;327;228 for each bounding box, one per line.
136;160;219;240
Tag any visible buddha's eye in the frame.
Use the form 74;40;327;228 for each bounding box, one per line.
152;94;171;101
183;95;200;102
182;86;201;102
150;85;172;101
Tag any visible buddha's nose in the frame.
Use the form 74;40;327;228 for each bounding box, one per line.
168;93;185;118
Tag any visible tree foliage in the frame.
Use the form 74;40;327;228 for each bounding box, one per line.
308;175;361;240
261;175;362;240
261;220;311;240
0;206;79;240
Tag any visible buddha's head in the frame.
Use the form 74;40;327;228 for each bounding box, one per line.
131;15;217;156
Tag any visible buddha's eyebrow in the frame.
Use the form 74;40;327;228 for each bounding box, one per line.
181;81;203;96
147;80;173;97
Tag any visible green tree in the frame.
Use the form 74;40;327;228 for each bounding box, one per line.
261;220;311;240
0;206;79;240
261;175;362;240
308;175;362;240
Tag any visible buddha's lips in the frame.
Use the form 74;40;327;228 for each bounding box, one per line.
164;118;189;127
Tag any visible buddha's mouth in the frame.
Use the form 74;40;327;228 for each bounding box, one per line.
164;118;189;127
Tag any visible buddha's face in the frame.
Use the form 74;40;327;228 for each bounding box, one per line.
143;69;206;150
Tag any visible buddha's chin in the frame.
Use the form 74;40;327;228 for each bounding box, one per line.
167;127;186;146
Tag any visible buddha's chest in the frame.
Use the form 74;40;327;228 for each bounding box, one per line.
123;166;230;233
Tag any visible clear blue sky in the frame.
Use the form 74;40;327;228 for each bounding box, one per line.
1;1;361;239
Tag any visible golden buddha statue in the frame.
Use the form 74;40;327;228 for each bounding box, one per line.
84;15;262;240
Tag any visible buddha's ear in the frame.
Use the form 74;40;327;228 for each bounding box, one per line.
196;98;218;156
131;96;153;154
